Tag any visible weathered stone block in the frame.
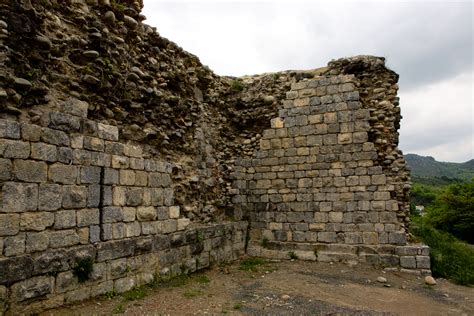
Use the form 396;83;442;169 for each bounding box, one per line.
126;187;143;206
26;231;49;253
13;159;47;183
0;213;20;236
3;232;25;256
0;158;12;181
38;184;63;211
111;155;129;169
88;184;101;207
83;136;105;152
177;218;190;231
123;144;142;158
80;166;101;184
48;112;81;132
102;206;124;223
1;182;38;212
62;185;87;209
0;255;33;283
48;229;80;248
41;128;69;146
48;163;78;184
0;139;30;158
137;206;157;221
120;169;136;185
141;221;162;235
32;250;69;275
388;232;407;245
20;124;41;142
104;168;119;184
416;256;431;269
77;208;100;227
318;232;336;243
11;275;54;302
400;256;416;269
97;239;135;261
98;123;119;141
20;212;54;231
125;221;141;237
63;98;89;118
0;119;21;139
30;142;57;162
169;206;180;219
54;210;76;229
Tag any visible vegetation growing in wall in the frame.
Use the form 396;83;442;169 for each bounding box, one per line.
72;258;94;283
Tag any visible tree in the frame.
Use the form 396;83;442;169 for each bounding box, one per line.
427;179;474;244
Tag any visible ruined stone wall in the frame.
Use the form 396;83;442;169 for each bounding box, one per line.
231;71;429;272
0;101;247;314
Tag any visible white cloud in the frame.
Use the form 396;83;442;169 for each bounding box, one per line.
142;0;473;162
399;72;473;162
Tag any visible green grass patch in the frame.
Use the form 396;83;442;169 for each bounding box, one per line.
412;217;474;286
112;303;125;314
233;303;242;310
183;289;204;298
153;274;190;288
239;258;267;272
193;274;210;284
122;285;147;301
288;251;298;260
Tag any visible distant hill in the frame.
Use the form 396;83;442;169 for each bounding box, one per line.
405;154;474;181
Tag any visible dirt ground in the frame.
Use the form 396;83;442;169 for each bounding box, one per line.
42;258;474;316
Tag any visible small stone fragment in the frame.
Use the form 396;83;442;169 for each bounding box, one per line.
424;276;436;285
35;35;52;50
123;15;138;29
376;276;387;283
281;294;290;300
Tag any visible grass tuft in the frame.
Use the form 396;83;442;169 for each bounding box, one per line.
239;258;266;272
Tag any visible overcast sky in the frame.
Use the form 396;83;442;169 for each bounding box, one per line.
142;0;473;162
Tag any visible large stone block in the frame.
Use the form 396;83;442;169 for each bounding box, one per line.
126;187;143;206
62;185;87;209
48;229;80;248
30;142;57;162
54;210;76;229
0;139;30;158
32;249;69;275
38;184;63;211
104;168;119;184
25;232;49;253
20;212;54;231
41;128;69;146
0;255;33;284
1;182;38;212
48;112;81;132
77;208;100;227
11;275;54;302
80;166;101;184
98;123;119;141
83;136;105;152
97;239;135;261
0;158;11;181
13;159;47;182
3;233;26;256
0;213;19;236
137;206;157;221
0;119;21;139
63;97;89;118
102;206;124;223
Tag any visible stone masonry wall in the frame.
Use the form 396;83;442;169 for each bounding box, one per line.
0;100;247;314
231;74;429;272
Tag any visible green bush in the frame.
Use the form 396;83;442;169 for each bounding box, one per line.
425;179;474;243
412;217;474;285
